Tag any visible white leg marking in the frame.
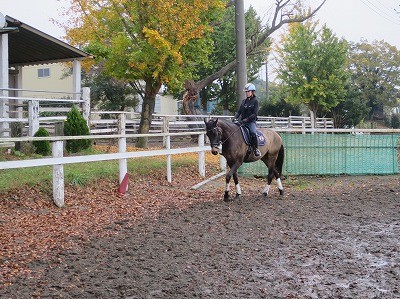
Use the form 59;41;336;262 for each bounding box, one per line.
225;182;230;192
277;178;283;190
263;184;270;195
235;183;242;195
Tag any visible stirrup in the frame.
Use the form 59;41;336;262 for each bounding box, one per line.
254;148;261;156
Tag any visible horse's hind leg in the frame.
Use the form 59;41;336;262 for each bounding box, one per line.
274;169;284;196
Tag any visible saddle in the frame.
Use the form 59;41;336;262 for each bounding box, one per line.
240;126;266;146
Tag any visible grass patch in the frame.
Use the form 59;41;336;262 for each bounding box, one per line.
0;153;202;192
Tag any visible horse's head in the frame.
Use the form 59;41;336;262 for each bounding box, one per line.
204;118;222;155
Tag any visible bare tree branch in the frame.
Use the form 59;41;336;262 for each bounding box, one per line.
192;0;326;91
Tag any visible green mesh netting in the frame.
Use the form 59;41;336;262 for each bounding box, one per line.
238;133;399;176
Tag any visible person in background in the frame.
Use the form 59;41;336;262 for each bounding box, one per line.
233;83;261;157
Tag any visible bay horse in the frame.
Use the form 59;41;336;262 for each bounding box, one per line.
204;118;284;202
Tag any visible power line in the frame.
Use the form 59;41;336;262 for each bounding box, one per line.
359;0;400;25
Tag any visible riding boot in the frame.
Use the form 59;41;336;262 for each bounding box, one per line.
251;134;261;156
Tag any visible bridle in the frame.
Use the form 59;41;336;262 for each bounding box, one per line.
207;126;222;147
207;122;243;147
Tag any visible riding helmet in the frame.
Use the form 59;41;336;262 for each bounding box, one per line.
243;83;256;92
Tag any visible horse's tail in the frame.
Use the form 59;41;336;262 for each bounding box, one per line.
275;144;285;177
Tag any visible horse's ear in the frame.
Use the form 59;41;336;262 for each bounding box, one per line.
203;118;208;125
214;118;218;125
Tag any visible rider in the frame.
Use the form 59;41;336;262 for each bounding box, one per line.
233;83;261;157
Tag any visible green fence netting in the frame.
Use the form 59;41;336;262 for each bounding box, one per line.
238;133;400;176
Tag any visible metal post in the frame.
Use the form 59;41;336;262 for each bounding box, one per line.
0;33;9;137
72;60;81;102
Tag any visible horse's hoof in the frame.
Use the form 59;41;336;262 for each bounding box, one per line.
235;193;241;198
279;189;284;196
263;192;268;197
224;192;231;202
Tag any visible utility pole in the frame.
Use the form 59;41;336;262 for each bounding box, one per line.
265;62;269;102
235;0;246;109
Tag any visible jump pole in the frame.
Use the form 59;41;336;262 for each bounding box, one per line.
191;171;226;190
191;151;227;189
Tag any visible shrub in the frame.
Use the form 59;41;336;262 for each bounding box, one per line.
64;105;91;153
33;127;51;156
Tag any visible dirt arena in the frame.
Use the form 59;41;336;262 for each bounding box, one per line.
1;167;399;298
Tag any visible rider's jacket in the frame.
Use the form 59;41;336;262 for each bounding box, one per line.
234;95;259;123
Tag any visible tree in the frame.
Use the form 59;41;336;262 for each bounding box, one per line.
276;21;349;123
63;0;224;147
348;40;400;120
329;85;370;128
258;82;301;117
183;0;327;111
191;5;269;116
62;0;325;147
83;71;139;116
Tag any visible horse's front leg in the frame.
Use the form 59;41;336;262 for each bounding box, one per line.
224;163;241;202
262;167;275;197
232;172;241;198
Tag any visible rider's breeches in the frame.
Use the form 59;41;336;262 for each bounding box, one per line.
245;122;258;147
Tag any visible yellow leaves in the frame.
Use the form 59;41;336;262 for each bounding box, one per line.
61;0;225;83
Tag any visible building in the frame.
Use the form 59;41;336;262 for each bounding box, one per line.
0;13;89;138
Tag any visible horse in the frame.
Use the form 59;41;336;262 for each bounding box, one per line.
204;118;285;202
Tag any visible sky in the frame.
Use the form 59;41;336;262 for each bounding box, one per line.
1;0;400;79
246;0;400;47
2;0;399;46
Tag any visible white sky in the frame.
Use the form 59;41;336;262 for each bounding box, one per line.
245;0;400;48
2;0;399;47
1;0;399;79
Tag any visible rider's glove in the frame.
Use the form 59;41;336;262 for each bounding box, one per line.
232;118;239;124
242;118;248;123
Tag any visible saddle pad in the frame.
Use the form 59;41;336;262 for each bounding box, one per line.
240;126;266;146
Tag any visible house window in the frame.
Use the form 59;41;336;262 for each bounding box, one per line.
38;68;50;78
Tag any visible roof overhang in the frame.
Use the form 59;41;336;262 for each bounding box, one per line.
4;15;90;67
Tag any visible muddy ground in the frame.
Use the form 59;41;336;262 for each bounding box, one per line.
1;170;399;299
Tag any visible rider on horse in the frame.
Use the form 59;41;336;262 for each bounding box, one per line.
233;83;261;157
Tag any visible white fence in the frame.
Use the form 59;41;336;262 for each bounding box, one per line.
89;113;334;135
0;129;216;207
0;87;90;138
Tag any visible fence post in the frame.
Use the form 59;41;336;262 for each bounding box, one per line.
28;100;39;136
198;133;205;177
219;154;227;172
82;87;90;126
162;116;169;147
166;134;172;182
52;140;64;207
118;114;127;187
